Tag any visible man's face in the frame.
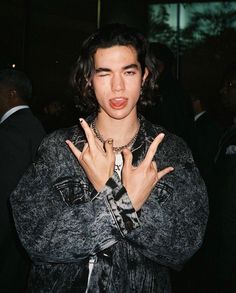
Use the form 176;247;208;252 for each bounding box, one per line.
0;85;11;117
91;45;148;120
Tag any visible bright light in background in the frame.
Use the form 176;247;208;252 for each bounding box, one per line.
149;2;236;31
11;64;16;68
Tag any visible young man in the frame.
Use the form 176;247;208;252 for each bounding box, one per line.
10;24;208;293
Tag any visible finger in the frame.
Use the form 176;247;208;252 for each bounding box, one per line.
82;142;89;152
104;138;114;158
65;140;82;160
144;133;165;166
152;160;157;172
122;148;133;170
158;166;174;180
79;118;97;152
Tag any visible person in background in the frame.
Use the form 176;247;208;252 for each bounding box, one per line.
191;91;222;195
39;97;65;133
144;42;195;150
37;96;79;133
172;91;222;293
10;24;208;293
213;63;236;292
0;69;45;292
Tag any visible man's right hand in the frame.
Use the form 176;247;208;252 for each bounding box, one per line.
122;133;174;211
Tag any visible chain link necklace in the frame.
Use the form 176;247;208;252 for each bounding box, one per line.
91;119;140;153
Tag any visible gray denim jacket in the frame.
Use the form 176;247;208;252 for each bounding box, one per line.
10;115;208;293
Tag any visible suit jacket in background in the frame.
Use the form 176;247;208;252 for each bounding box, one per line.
0;108;45;292
213;124;236;291
193;111;222;194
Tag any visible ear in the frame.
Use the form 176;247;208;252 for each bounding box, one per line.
9;90;17;99
142;67;149;86
6;90;19;108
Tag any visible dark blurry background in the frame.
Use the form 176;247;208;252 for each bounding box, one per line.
0;0;235;115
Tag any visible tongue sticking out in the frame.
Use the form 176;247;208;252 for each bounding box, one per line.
109;98;128;109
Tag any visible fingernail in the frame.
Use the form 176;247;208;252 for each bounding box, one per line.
79;118;83;123
107;138;113;144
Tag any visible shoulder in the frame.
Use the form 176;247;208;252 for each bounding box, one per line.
142;117;194;169
162;130;194;168
39;125;80;147
1;109;45;133
143;117;191;154
37;124;85;159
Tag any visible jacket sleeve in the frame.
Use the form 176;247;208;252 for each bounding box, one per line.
10;133;140;263
10;130;208;270
124;134;209;270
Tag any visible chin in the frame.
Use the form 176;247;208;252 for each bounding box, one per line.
108;113;128;120
109;108;136;120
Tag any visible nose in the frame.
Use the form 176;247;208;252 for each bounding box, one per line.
111;73;124;92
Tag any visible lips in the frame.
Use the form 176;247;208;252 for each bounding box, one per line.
109;98;128;109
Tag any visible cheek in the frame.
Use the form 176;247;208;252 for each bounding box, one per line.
93;79;110;102
127;80;142;96
93;79;105;93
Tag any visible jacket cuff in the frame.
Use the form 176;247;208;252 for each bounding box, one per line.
104;173;140;237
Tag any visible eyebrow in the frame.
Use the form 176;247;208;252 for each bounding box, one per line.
95;63;139;73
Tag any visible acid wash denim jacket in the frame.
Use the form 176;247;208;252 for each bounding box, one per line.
10;115;208;293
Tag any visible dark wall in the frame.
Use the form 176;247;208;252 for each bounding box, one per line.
0;0;235;111
0;0;98;100
100;0;148;34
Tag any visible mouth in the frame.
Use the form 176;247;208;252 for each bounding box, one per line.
109;98;128;109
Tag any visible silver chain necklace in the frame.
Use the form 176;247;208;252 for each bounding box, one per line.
91;119;140;153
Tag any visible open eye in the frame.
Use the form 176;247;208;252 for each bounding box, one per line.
125;70;136;76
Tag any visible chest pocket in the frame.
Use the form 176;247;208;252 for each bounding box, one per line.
53;178;90;206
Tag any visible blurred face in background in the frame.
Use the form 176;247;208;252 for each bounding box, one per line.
221;76;236;115
44;100;63;116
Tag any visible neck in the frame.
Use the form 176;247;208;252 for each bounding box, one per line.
94;111;140;148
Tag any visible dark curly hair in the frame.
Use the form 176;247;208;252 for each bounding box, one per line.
70;23;159;115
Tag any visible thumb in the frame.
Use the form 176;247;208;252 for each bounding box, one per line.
122;148;133;170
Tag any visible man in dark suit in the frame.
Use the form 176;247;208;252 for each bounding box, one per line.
213;64;236;292
182;94;222;292
191;95;222;192
0;69;45;292
144;43;195;150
